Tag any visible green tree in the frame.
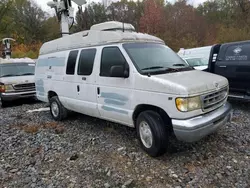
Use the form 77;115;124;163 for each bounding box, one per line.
0;0;13;34
43;16;61;41
163;0;206;50
74;3;107;32
11;0;46;43
108;0;144;31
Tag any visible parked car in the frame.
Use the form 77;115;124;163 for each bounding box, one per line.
178;46;212;70
35;21;232;157
182;57;209;70
208;40;250;100
0;58;36;107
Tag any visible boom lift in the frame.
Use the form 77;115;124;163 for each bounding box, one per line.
47;0;87;37
1;38;15;59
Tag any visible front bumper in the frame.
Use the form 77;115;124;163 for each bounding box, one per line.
172;102;232;142
0;91;36;101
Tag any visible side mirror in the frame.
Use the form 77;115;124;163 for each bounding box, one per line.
110;65;129;78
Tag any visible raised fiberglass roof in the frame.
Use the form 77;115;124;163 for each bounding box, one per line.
0;57;35;64
39;21;165;55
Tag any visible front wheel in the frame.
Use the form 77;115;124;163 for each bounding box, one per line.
136;111;169;157
49;96;68;121
1;98;8;108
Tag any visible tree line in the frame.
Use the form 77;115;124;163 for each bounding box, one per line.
1;0;250;58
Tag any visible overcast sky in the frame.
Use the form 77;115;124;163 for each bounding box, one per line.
34;0;207;13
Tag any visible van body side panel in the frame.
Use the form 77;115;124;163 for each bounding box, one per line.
132;73;203;120
35;51;68;103
72;47;100;118
96;45;135;126
58;51;80;111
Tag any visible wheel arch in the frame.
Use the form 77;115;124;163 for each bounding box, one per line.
132;104;173;131
48;91;58;101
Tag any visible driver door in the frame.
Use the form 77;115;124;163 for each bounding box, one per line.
96;46;133;125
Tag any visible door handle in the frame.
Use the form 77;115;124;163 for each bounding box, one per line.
97;87;100;95
219;66;227;68
77;85;80;92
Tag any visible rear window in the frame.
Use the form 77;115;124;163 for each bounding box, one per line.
66;50;79;75
224;43;250;61
0;63;35;78
77;48;96;76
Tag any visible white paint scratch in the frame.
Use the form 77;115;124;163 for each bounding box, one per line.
26;108;50;113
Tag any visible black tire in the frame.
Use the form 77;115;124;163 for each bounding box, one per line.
1;98;8;108
136;110;169;157
49;96;68;121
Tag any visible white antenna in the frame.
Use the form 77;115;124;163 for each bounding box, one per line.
1;38;15;59
47;0;87;37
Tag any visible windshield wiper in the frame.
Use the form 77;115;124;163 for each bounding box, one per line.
0;74;17;78
173;63;194;70
141;66;165;70
172;63;187;67
19;73;34;76
142;67;180;75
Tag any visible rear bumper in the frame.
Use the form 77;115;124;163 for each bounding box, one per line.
172;102;232;142
0;91;36;101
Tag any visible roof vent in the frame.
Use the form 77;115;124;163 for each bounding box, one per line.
90;21;135;32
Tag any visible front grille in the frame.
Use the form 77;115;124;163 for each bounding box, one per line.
13;83;35;91
202;87;228;112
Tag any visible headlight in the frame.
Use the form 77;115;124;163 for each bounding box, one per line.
5;84;14;92
176;96;201;112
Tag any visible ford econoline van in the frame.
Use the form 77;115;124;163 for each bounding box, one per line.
0;58;36;107
35;21;232;157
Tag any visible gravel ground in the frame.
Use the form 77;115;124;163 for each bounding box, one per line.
0;99;250;188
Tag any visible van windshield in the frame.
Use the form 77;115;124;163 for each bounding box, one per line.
123;43;192;75
0;63;35;78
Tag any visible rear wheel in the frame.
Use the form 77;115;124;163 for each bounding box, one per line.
49;96;68;121
136;110;169;157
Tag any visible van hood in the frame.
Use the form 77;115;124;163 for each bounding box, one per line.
0;76;35;85
135;70;228;96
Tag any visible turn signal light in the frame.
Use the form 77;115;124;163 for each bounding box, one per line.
0;85;5;92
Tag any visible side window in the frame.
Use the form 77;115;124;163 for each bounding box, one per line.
66;50;79;75
224;43;250;61
77;48;96;76
100;47;127;77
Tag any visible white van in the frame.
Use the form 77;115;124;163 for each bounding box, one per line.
178;46;212;70
0;58;36;107
35;21;232;157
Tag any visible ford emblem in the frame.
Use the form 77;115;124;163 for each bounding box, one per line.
214;82;219;89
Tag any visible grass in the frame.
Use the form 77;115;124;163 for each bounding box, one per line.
22;125;40;134
11;121;65;134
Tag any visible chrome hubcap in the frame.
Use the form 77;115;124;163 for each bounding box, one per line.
139;121;153;148
51;102;59;117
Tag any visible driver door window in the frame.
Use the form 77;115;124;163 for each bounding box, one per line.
100;47;127;77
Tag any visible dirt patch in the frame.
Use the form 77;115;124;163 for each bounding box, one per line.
22;125;40;134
